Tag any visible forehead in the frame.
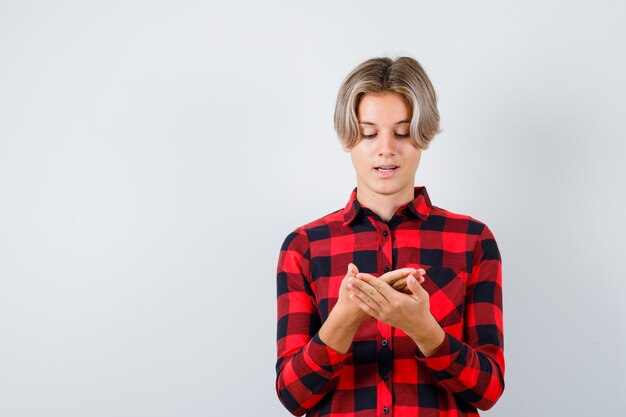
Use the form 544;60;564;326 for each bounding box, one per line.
357;92;411;123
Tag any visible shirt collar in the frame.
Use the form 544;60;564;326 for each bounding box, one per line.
342;186;433;226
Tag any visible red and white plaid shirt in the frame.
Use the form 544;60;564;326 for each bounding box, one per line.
275;186;504;416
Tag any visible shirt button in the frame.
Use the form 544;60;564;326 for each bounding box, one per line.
383;406;389;414
384;266;390;272
383;230;388;237
381;339;388;346
382;374;389;381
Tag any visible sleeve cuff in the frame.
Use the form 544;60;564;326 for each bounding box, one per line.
305;333;350;374
414;332;463;371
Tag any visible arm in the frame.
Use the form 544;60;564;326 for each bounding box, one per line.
414;224;505;410
276;230;425;415
275;231;359;416
348;223;504;410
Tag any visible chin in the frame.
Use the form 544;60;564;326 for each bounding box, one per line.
370;183;404;195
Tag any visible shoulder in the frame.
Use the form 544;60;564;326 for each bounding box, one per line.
428;204;497;240
279;207;344;253
429;204;502;270
281;207;344;245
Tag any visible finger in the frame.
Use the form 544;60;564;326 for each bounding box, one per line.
347;263;359;277
348;287;381;311
379;267;418;284
349;278;387;307
349;292;380;319
357;271;414;294
390;277;411;293
391;278;406;291
354;273;397;302
393;269;424;292
393;280;413;294
356;272;377;280
360;268;426;294
407;274;429;299
348;279;383;310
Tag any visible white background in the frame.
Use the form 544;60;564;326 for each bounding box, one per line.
1;1;625;416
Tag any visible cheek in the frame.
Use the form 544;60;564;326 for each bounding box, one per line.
350;151;369;171
412;149;422;164
405;152;422;172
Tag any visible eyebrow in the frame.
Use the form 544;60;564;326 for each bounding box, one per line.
358;119;411;125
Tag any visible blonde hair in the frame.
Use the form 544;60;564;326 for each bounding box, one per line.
334;56;441;150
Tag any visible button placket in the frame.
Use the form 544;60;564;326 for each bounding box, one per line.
379;224;392;274
375;221;394;416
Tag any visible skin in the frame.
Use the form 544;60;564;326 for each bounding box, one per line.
318;264;425;354
343;92;423;222
348;273;445;357
319;92;445;357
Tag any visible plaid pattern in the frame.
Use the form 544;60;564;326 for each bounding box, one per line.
276;186;504;417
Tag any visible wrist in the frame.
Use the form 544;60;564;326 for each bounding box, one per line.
319;304;362;354
407;314;445;357
328;304;363;331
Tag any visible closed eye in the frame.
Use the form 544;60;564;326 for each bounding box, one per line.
360;133;411;139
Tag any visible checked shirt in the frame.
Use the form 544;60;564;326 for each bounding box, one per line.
275;186;504;417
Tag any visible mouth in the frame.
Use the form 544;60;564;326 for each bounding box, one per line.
374;165;399;172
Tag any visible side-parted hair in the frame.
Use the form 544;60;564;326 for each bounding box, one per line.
334;56;441;150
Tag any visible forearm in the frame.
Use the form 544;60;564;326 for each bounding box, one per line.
416;332;505;410
318;306;361;354
417;224;504;410
404;312;503;409
276;307;363;414
405;312;446;357
276;331;348;416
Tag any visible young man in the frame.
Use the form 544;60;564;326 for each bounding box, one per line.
275;57;504;417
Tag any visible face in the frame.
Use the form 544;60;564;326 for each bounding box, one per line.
345;92;422;200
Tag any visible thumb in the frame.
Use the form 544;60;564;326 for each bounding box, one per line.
347;263;359;276
407;274;426;299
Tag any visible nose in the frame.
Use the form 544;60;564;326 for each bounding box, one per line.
377;131;397;156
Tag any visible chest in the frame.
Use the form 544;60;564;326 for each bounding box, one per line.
307;226;474;333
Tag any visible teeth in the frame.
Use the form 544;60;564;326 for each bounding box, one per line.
377;167;395;172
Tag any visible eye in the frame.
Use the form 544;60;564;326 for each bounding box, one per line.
361;133;377;139
395;133;410;139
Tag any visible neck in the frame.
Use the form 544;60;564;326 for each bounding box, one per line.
356;185;415;222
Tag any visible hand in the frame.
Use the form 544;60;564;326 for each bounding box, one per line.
347;272;445;354
378;267;426;294
330;263;371;328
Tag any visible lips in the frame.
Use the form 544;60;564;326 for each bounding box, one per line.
375;165;399;172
